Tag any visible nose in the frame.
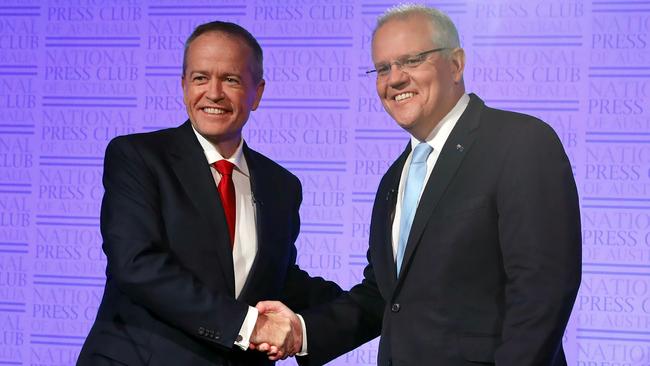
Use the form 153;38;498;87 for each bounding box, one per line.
386;64;408;88
205;79;224;101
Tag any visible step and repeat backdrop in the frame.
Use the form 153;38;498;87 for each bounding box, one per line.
1;0;649;365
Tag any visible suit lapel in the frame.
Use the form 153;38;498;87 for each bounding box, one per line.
378;148;409;287
236;144;270;302
396;95;484;286
168;121;236;296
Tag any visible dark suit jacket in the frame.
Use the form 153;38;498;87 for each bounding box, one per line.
301;94;582;366
78;121;342;366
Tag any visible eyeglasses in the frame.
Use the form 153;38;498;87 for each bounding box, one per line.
366;47;450;78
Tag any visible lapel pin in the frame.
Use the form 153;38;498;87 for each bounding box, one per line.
456;144;464;152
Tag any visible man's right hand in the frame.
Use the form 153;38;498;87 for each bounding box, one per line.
250;301;302;360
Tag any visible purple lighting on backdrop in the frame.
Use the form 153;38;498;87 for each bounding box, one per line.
1;0;650;365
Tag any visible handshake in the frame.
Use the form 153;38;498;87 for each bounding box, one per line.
249;301;303;361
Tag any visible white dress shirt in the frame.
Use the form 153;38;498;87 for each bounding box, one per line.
391;94;470;260
192;128;308;353
192;128;259;350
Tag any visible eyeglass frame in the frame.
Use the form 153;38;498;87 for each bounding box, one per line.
366;47;451;78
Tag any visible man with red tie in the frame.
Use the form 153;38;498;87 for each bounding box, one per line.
77;21;341;366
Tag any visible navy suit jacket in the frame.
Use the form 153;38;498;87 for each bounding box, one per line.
301;94;582;366
78;121;341;366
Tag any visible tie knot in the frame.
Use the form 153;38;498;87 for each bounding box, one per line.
412;143;432;164
213;160;235;176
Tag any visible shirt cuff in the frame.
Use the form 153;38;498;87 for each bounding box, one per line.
296;314;308;356
234;306;259;350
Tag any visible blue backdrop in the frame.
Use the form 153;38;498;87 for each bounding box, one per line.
1;0;650;365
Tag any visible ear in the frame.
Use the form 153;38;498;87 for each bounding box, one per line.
251;79;265;111
449;48;466;83
180;75;189;104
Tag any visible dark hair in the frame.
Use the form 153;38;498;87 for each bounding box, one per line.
182;21;264;83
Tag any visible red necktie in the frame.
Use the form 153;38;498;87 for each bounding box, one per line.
213;160;236;248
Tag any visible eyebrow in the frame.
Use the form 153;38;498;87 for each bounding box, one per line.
188;69;242;77
187;70;207;76
375;52;417;65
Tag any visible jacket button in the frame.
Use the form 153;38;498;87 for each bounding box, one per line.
391;303;400;312
198;327;205;336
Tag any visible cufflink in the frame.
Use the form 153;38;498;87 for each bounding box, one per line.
236;334;243;342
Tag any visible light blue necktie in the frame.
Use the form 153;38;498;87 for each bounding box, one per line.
396;142;433;275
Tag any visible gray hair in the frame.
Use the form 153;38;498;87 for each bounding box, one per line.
373;4;461;49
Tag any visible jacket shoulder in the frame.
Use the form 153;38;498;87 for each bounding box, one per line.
246;146;299;184
107;126;178;152
482;105;556;134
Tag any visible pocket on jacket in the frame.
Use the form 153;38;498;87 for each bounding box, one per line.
439;195;491;219
458;333;499;364
92;332;152;365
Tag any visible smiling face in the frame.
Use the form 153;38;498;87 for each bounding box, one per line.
372;14;465;140
181;31;264;157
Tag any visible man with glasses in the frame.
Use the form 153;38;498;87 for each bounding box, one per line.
258;4;581;365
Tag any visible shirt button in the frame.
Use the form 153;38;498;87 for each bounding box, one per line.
391;303;400;312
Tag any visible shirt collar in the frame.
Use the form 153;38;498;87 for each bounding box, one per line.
410;93;470;152
191;126;250;177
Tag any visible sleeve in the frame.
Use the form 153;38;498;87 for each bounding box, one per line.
100;137;249;349
494;120;582;365
234;306;259;350
280;175;344;311
294;171;395;366
296;314;308;355
268;173;380;365
297;250;384;366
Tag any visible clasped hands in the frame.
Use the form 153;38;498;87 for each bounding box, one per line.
250;301;302;360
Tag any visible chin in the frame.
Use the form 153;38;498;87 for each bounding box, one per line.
393;116;418;129
394;123;415;134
